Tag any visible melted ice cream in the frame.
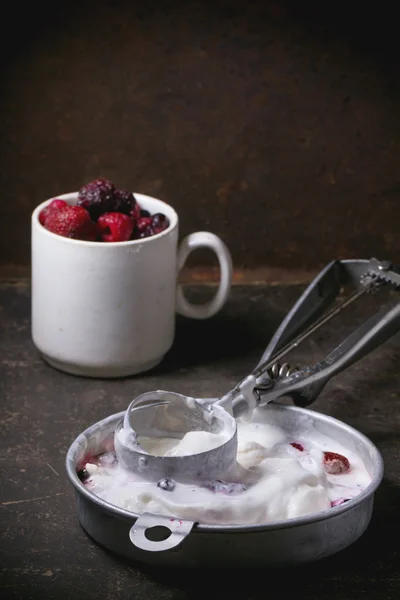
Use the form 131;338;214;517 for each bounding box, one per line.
80;414;371;526
139;430;230;457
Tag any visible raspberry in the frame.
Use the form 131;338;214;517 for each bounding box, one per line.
323;451;351;475
114;189;139;216
45;205;97;241
290;442;304;451
151;213;170;234
38;199;68;226
97;212;134;242
77;178;115;220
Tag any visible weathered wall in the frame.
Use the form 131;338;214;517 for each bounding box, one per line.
1;1;399;276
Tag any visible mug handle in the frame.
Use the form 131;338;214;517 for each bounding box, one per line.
176;232;233;319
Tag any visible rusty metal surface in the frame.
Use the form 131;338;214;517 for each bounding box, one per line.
1;1;399;271
0;280;400;598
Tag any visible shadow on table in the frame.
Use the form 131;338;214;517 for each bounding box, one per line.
153;310;280;374
101;478;399;600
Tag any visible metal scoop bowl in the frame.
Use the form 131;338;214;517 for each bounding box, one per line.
114;391;238;482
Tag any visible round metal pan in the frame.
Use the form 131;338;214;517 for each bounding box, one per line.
65;404;383;568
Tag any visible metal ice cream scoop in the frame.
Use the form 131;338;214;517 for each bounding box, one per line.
115;258;400;483
114;392;238;482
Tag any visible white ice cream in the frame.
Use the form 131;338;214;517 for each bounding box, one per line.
139;430;230;457
81;414;371;526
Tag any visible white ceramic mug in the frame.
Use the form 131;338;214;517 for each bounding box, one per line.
31;192;232;378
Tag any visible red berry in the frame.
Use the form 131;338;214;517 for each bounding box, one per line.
136;217;152;233
39;210;48;226
323;451;350;475
39;199;68;225
151;213;169;234
290;442;304;452
51;199;69;210
45;205;97;241
97;212;134;242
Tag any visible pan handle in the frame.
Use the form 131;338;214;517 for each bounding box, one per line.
129;513;194;552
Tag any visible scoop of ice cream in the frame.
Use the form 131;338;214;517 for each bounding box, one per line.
164;430;229;457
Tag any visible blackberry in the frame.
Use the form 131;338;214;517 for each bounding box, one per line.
114;189;138;216
140;209;151;218
77;179;115;220
157;478;176;492
77;468;89;482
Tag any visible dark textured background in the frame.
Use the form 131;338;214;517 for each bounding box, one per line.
1;0;399;277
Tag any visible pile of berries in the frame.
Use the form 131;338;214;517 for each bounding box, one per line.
39;179;170;242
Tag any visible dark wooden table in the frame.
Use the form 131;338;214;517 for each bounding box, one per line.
1;281;399;600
